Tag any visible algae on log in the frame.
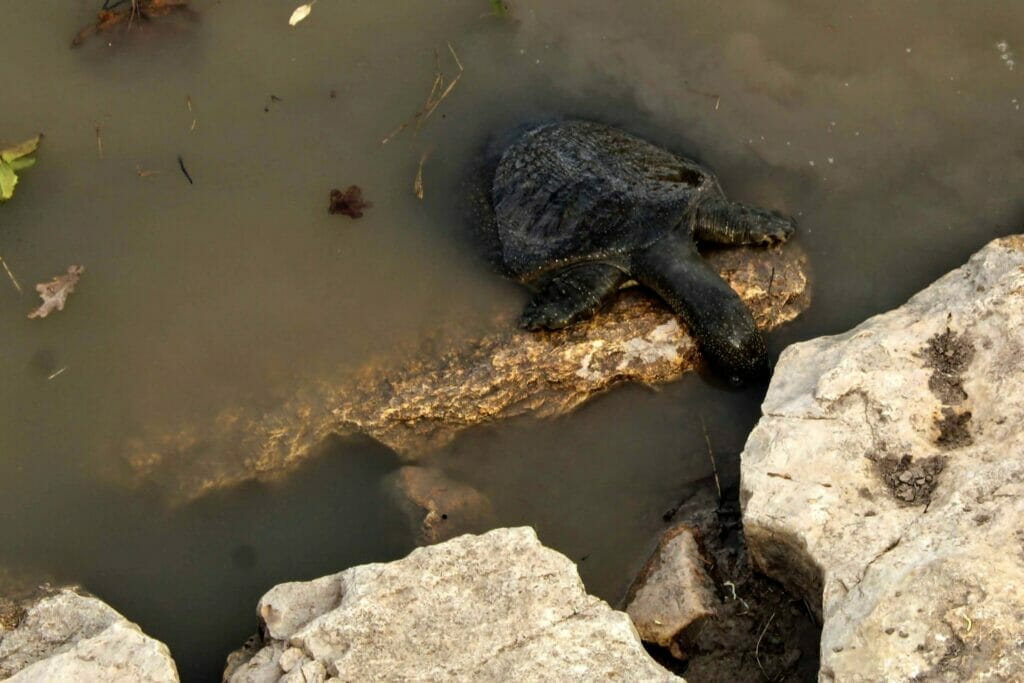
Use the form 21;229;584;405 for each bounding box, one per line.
120;244;809;501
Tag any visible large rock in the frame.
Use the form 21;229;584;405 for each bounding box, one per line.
120;244;808;502
223;527;679;682
0;587;178;682
741;235;1024;681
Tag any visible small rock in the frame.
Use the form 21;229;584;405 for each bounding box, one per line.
625;525;718;650
277;647;306;673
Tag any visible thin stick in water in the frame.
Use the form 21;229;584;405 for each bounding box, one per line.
177;155;194;184
0;255;23;294
447;41;464;72
700;414;722;502
47;367;68;380
414;151;429;200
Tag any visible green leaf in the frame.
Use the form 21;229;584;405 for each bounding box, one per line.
0;161;18;201
1;134;42;163
9;157;35;171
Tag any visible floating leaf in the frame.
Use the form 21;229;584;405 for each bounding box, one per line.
329;186;371;218
0;164;16;201
289;1;315;26
9;157;35;172
1;134;41;163
28;266;85;319
0;134;42;202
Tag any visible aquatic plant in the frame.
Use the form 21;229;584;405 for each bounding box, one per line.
0;134;41;202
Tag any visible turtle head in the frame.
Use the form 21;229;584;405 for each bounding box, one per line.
702;323;771;387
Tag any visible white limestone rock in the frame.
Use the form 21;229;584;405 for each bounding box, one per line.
225;527;680;682
741;235;1024;681
0;588;178;682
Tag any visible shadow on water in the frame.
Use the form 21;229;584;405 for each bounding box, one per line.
0;436;412;681
426;376;767;604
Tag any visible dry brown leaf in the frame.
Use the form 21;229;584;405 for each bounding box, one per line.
28;266;85;319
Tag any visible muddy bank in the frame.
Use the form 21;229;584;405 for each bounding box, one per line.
641;487;820;681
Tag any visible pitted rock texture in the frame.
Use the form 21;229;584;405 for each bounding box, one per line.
741;235;1024;682
223;527;679;682
0;588;178;682
122;244;808;502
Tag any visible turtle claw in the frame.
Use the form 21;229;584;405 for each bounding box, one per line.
519;302;572;331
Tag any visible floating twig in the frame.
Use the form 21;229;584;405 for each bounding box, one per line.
177;155;193;184
47;367;68;380
684;80;721;110
414;150;429;200
447;41;464;72
417;72;462;131
382;42;464;143
700;415;722;502
0;255;23;294
186;94;197;130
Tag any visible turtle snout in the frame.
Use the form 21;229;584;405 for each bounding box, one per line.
710;331;771;386
759;213;796;245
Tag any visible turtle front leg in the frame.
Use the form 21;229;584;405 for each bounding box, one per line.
520;263;627;331
690;197;795;246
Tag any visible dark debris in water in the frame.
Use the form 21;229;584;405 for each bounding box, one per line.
329;186;371;218
72;0;194;48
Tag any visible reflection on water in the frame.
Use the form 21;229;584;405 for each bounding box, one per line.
1;0;1022;677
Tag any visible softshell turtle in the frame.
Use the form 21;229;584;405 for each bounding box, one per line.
489;120;795;382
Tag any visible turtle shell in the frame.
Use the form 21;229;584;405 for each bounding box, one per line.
491;120;720;279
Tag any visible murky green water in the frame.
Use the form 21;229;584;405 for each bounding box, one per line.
2;1;1022;678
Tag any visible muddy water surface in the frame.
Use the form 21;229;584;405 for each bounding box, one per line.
1;1;1022;679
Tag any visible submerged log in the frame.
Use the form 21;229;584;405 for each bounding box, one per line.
120;244;810;501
